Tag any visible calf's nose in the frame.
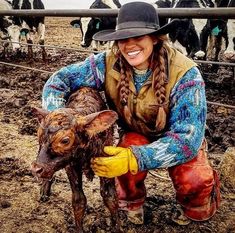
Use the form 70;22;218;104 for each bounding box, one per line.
12;43;21;51
81;43;88;47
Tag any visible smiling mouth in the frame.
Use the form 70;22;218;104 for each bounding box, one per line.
127;50;141;57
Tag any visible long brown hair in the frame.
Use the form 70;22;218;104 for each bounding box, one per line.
112;34;169;131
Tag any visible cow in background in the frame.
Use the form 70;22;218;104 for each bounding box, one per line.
70;0;121;51
200;0;235;61
153;0;171;26
11;0;46;60
154;0;215;59
0;0;21;56
224;0;235;60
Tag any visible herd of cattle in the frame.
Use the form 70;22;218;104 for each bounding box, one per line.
0;0;46;59
0;0;234;61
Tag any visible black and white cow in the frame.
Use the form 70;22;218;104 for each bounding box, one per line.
154;0;215;59
11;0;46;60
224;0;235;59
70;0;121;50
0;0;21;55
200;0;235;61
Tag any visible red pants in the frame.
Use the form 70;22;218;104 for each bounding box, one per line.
116;132;148;211
116;133;221;221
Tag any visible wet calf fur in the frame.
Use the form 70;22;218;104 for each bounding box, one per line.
31;87;120;232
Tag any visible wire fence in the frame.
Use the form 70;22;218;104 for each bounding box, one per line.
0;39;99;54
1;38;235;68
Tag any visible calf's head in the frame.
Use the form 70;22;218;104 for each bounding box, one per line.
31;107;118;180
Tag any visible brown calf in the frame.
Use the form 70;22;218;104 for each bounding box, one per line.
31;87;120;232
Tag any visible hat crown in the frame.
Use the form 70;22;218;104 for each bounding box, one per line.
117;2;160;30
92;1;173;42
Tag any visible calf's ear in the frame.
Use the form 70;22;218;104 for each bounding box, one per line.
78;110;118;137
31;107;49;123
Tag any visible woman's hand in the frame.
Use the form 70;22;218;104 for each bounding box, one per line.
91;146;138;178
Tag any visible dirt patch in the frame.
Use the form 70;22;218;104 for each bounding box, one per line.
0;17;235;233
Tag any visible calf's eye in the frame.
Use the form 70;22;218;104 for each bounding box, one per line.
61;137;70;145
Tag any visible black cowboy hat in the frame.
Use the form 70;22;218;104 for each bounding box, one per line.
93;1;176;41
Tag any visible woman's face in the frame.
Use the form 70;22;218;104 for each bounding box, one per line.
117;35;157;70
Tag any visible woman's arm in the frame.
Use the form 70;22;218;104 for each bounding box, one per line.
42;52;106;111
131;67;207;170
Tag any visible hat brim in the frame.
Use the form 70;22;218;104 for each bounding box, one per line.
93;20;178;41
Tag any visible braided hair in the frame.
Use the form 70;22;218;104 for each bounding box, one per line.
150;35;169;131
112;35;169;130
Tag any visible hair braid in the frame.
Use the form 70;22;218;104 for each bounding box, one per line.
118;56;132;125
119;58;129;105
151;39;168;131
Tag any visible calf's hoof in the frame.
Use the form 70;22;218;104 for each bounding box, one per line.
39;194;50;202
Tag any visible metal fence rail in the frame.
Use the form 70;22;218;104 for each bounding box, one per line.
0;8;235;18
195;60;235;67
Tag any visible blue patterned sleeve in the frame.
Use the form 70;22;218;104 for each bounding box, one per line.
131;67;207;171
42;52;106;111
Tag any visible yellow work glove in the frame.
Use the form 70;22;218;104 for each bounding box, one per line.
91;146;138;178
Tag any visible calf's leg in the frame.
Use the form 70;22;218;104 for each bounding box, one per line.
39;177;55;202
26;37;34;61
65;165;86;233
100;177;121;232
37;22;47;61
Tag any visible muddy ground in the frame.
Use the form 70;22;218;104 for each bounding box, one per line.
0;17;235;233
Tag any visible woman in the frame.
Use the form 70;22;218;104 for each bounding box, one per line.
42;1;220;226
